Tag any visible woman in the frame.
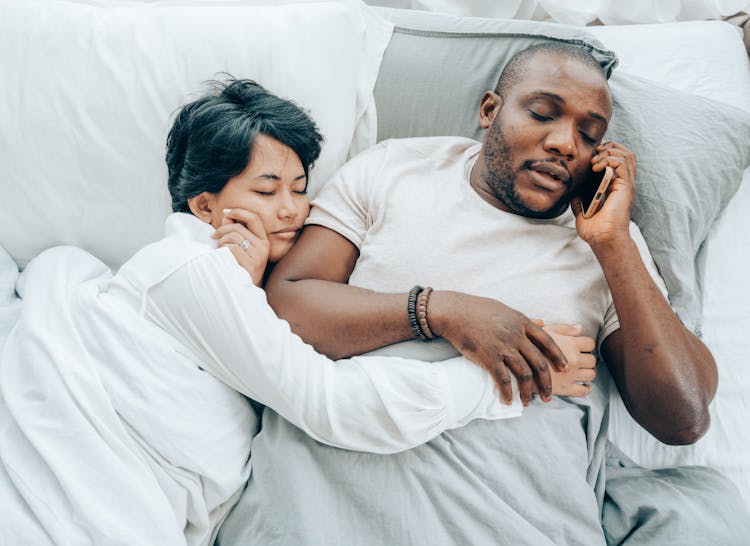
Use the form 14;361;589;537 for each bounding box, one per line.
0;79;595;546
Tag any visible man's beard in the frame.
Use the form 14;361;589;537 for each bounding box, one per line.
481;118;571;219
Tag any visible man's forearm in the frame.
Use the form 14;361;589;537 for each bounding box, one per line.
267;278;413;359
268;225;568;405
595;236;718;445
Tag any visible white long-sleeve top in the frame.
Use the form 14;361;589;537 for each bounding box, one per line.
108;213;520;454
0;212;521;546
99;213;522;542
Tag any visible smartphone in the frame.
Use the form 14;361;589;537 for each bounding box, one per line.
580;166;614;218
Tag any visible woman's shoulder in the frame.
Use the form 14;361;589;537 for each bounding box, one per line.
113;214;217;293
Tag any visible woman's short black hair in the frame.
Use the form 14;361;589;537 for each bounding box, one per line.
166;77;324;213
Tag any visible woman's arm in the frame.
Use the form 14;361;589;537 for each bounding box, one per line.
146;249;528;454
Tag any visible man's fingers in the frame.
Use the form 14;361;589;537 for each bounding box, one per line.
519;342;552;402
527;323;567;372
489;361;514;405
591;156;624;172
596;141;631;154
502;352;536;406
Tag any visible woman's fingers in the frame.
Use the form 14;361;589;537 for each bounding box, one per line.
562;383;592;397
215;231;260;249
223;208;269;242
575;335;596;353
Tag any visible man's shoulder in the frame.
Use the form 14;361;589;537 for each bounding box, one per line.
372;135;480;163
344;136;479;170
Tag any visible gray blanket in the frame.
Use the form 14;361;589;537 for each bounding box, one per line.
219;373;611;545
218;365;750;545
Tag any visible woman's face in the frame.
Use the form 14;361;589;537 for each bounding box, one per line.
203;134;311;263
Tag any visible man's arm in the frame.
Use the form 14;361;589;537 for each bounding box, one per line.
573;142;717;445
266;225;571;407
598;242;717;445
265;225;413;357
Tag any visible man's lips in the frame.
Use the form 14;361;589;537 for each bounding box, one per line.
528;161;570;183
526;161;571;191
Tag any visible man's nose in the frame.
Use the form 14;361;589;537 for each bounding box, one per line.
543;123;577;161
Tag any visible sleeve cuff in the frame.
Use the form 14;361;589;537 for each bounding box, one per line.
436;356;523;428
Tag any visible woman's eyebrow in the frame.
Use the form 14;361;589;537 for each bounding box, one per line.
255;173;307;180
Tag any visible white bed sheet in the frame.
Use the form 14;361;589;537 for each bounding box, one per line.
1;8;748;516
588;21;750;507
0;247;20;352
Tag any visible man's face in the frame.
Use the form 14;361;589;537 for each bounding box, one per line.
474;53;612;218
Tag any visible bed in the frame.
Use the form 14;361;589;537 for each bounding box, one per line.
1;0;749;542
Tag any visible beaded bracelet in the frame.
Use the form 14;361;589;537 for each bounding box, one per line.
407;285;429;342
416;286;435;340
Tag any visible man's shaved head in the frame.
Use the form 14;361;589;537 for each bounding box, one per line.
495;43;607;100
472;41;613;219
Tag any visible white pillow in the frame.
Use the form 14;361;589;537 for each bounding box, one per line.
589;20;750;506
587;21;750;112
0;0;392;269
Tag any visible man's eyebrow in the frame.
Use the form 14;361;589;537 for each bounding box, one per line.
530;91;608;124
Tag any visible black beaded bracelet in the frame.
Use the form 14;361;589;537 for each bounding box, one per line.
408;285;429;342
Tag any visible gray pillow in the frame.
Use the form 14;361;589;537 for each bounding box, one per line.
372;8;750;335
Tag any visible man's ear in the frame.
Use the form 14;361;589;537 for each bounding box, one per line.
479;91;502;129
187;192;215;225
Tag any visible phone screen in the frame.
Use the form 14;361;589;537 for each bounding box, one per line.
578;166;614;218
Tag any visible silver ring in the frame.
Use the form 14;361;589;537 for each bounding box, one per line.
240;239;250;250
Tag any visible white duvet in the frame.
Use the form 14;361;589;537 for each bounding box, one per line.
0;248;251;546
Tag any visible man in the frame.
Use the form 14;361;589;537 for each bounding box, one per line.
219;44;749;544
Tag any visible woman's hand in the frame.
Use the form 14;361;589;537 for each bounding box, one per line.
213;208;270;286
544;324;597;397
571;141;636;249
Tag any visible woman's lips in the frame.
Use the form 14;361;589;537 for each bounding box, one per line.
271;228;300;240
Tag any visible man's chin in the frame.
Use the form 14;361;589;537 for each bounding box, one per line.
517;195;570;219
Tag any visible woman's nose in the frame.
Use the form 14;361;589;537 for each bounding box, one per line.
277;193;296;219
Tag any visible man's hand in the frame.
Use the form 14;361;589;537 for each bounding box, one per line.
571;141;636;248
545;324;597;397
427;291;568;407
213;208;271;286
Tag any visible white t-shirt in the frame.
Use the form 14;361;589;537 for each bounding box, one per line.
308;136;667;359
